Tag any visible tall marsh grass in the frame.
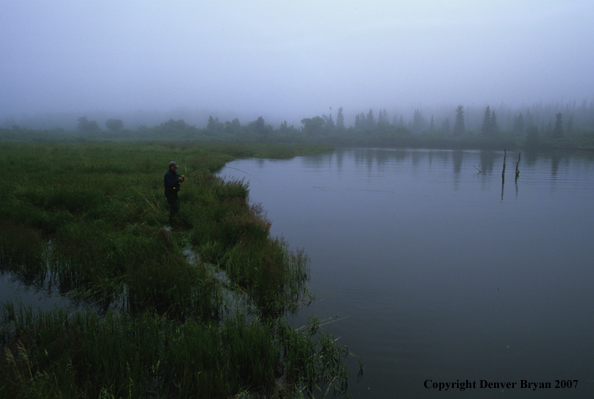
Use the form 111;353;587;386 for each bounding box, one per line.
0;304;352;398
0;141;351;397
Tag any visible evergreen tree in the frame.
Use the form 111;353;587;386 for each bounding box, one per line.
481;106;492;136
366;109;375;128
545;121;552;136
429;115;435;131
553;113;564;138
378;109;389;126
355;114;361;129
442;117;450;134
412;110;425;132
253;116;267;139
453;105;465;136
207;116;222;131
225;118;242;134
567;114;574;134
491;111;498;134
525;108;533;127
525;125;539;148
357;112;367;129
336;107;345;129
513;113;525;133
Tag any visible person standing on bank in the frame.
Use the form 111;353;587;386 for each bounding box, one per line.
164;161;185;223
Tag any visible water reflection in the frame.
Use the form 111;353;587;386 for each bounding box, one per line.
551;153;561;177
291;148;594;201
452;150;463;174
219;147;594;399
0;258;121;314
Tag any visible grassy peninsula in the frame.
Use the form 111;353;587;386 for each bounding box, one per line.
0;141;357;398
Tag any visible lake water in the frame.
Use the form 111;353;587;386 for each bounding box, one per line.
219;148;594;399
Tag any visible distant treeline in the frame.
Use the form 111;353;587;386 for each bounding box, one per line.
2;103;594;149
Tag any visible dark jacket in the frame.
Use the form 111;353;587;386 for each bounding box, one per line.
164;169;183;193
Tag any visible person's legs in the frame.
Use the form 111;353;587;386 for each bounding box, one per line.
166;191;179;223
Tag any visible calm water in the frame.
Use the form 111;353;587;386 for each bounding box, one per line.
219;148;594;398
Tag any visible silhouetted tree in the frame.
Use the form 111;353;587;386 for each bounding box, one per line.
301;116;325;135
525;126;539;148
336;107;345;129
378;109;389;126
161;119;188;131
207;116;223;132
525;108;533;127
105;118;124;131
77;116;99;132
491;111;498;133
553;113;564;138
322;113;334;129
429;115;435;131
360;112;367;128
513;113;525;133
442;117;451;134
481;106;492;136
245;117;272;140
366;109;375;128
412;110;425;132
566;115;574;134
224;118;242;134
453;105;465;136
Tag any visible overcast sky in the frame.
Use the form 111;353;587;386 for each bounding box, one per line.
2;0;593;123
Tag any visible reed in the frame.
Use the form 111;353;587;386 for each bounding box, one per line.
0;141;351;397
0;220;47;287
0;304;351;398
221;237;311;317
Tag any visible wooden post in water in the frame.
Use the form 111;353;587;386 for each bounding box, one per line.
502;149;507;179
501;149;506;201
515;152;521;182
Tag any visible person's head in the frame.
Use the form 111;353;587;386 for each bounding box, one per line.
169;161;179;171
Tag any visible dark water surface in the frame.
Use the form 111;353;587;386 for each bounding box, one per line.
220;148;594;398
0;272;72;310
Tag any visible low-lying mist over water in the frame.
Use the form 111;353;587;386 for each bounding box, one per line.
2;1;594;129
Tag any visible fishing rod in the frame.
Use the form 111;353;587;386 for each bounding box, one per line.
182;164;263;184
223;166;263;184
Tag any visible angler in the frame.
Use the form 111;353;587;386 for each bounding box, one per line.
164;161;185;224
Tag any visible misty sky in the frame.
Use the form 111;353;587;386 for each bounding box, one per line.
2;0;593;122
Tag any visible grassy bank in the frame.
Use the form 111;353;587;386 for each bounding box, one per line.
0;141;356;398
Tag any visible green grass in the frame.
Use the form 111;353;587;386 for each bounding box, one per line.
0;305;353;398
0;142;322;314
0;141;355;398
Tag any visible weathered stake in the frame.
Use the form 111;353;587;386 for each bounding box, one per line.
501;149;506;201
515;152;521;181
502;148;507;179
